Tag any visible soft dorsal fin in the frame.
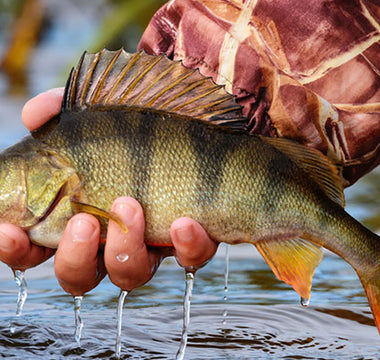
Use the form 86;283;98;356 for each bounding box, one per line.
255;238;323;299
62;48;247;129
260;136;345;207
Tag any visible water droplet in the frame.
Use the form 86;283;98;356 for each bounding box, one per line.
222;309;228;325
176;272;194;360
73;296;84;346
224;244;230;298
116;253;129;263
301;296;310;308
183;259;210;273
115;290;128;359
14;270;27;317
222;244;229;325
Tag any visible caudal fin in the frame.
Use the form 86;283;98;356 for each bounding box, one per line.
358;269;380;334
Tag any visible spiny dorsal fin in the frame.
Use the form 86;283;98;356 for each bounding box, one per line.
255;238;323;299
260;136;345;207
62;48;247;129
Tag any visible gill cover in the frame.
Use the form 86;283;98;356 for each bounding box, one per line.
0;138;78;231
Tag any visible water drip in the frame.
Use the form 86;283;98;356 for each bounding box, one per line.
14;270;27;317
300;296;310;308
9;270;28;334
115;290;128;359
176;272;194;360
73;296;84;346
222;244;229;325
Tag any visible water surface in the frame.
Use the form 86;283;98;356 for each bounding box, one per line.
0;246;379;359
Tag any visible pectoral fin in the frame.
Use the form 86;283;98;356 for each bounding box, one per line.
70;200;128;234
255;238;323;299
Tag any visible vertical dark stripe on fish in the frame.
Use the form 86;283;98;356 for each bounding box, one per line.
187;120;236;208
127;111;156;200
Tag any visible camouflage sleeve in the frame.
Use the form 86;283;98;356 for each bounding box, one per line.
138;0;380;186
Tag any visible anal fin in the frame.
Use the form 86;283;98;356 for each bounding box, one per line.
255;238;323;299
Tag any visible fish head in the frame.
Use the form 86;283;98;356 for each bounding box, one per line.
0;138;81;248
0;145;31;226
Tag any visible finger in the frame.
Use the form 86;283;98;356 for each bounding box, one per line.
55;214;105;296
171;217;218;269
0;223;54;271
105;197;163;291
21;87;64;131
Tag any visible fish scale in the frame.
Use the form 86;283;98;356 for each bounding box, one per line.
42;106;368;253
0;49;378;335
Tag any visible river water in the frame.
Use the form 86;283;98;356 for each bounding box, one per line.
0;1;379;359
0;247;379;359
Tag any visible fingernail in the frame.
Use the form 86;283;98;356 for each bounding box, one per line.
45;87;65;96
174;224;194;243
0;231;14;251
113;202;137;227
70;218;96;243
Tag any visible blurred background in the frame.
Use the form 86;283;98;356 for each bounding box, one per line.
0;0;166;95
0;0;166;147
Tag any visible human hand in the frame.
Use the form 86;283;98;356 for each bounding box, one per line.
0;88;218;295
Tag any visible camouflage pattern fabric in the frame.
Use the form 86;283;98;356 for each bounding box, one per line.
138;0;380;186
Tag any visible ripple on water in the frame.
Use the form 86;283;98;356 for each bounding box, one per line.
0;256;379;359
0;303;378;359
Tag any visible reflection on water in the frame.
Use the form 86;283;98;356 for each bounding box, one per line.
0;254;379;359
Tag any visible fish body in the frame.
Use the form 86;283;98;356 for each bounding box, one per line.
16;107;363;248
0;49;379;334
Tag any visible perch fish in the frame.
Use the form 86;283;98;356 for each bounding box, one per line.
0;49;379;334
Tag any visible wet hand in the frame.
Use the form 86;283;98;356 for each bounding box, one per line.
56;197;217;295
0;88;218;295
104;197;218;291
0;223;55;271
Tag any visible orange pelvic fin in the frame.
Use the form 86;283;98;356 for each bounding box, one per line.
71;200;128;234
255;238;323;299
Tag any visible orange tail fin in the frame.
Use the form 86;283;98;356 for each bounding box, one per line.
358;270;380;334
